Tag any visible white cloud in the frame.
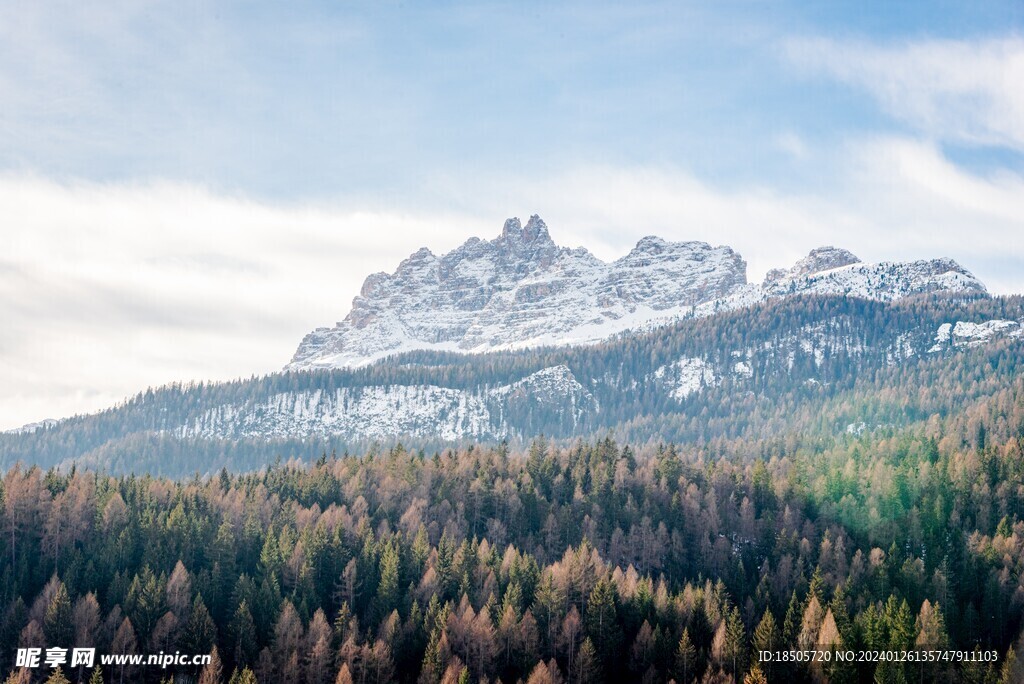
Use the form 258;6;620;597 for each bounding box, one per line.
455;142;1023;294
0;176;482;429
1;139;1022;429
784;36;1024;149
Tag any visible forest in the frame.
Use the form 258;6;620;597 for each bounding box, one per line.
3;293;1023;478
3;380;1024;684
2;295;1023;683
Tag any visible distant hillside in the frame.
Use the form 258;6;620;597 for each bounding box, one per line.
3;293;1021;476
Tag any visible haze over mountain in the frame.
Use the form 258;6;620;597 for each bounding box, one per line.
288;216;986;369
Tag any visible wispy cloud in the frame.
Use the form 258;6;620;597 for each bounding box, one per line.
784;36;1024;150
436;141;1024;295
0;175;483;428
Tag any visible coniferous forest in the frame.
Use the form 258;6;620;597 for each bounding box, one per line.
5;0;1023;681
3;295;1024;683
3;398;1024;683
4;294;1023;479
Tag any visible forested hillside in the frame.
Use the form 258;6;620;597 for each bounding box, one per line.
3;294;1022;477
4;292;1023;683
3;384;1024;683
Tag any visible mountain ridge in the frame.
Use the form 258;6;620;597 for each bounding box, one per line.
6;292;1020;476
288;215;986;370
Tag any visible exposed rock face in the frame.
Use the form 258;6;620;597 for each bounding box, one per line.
765;246;861;284
288;216;987;369
763;248;985;301
288;215;747;368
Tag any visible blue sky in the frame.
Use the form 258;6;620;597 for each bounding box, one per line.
3;1;1021;196
1;1;1023;427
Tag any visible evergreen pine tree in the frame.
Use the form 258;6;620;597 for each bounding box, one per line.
585;578;621;665
782;591;800;646
743;664;768;684
44;584;74;647
228;668;258;684
675;627;696;683
44;669;71;684
198;646;223;684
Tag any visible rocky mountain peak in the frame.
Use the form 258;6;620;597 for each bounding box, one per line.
794;246;861;276
765;246;861;285
497;214;554;250
759;245;984;300
524;214;550;241
630;236;670;254
288;218;987;370
500;217;522;238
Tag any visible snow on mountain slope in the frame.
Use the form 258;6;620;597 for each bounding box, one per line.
288;216;746;369
183;365;597;440
928;319;1022;352
288;217;987;370
5;419;58;435
652;357;720;400
762;247;985;301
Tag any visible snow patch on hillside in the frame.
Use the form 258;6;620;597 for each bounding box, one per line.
653;357;719;400
929;319;1021;352
733;361;753;378
5;419;58;435
182;365;596;440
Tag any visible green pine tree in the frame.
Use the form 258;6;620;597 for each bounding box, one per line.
585;578;622;664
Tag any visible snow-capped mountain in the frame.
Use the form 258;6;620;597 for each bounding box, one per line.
761;246;984;300
288;216;986;370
